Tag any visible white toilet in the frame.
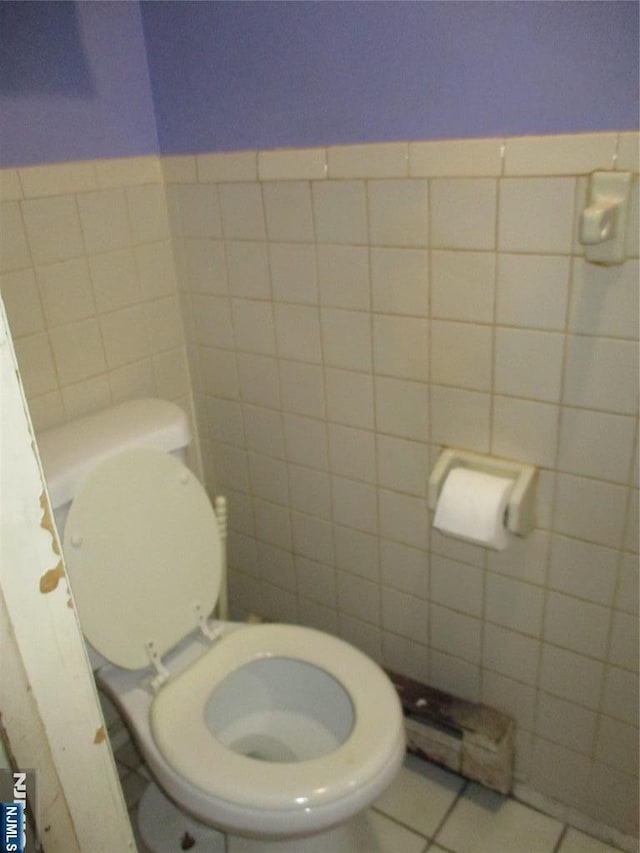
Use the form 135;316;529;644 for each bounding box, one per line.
38;399;405;846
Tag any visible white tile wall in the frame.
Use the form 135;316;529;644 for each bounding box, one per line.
2;131;638;838
0;156;191;433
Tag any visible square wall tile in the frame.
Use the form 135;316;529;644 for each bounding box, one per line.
1;201;31;271
332;476;377;534
430;649;480;702
529;738;591;811
504;133;617;176
321;307;372;372
430;319;492;391
544;592;610;659
316;244;370;309
328;142;408;178
373;314;429;382
371;247;429;317
292;512;334;565
135;241;179;299
312;181;367;244
197;151;257;183
378;489;430;550
22;196;85;265
410;137;503;177
482;669;536;732
0;169;23;201
615;553;639;615
430;604;482;663
274;304;322;363
382;587;428;643
13;334;58;397
263;181;314;242
496;253;570;330
595;716;639;777
601;666;638;726
485;572;544;637
242;404;281;457
329;423;376;483
487;529;550;586
380;539;429;598
337;572;380;625
548;534;618;606
368;179;429;247
88;247;141;313
49;318;107;385
334;525;379;581
280;360;325;418
563;335;639;415
258;148;326;181
99;305;151;369
189;293;234;348
236;353;280;408
375;376;429;441
218;182;265;240
269;242;317;304
283;413;328;471
325;368;374;429
568;258;639;340
608;609;639;672
494;327;564;402
78;188;131;254
431;250;495;323
491;395;559;468
554;473;627;548
198;347;240;399
430;385;490;452
225;241;271;299
430;178;497;250
538;644;604;709
184;238;228;294
376;434;429;497
295;556;336;607
430;555;483;617
557;407;635;483
498;177;575;253
482;623;540;685
1;268;44;337
231;298;276;355
248;453;289;505
126;184;171;244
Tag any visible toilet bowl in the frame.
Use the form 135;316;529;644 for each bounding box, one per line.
46;416;405;842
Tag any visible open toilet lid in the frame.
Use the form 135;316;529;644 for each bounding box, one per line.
63;448;221;670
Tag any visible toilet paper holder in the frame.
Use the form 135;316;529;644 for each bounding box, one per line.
428;449;537;537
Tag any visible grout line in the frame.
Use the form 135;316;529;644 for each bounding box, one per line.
553;823;570;853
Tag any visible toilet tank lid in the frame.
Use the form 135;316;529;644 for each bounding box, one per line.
37;399;191;510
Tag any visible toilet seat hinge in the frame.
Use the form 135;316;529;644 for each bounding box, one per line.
194;602;223;643
145;639;170;692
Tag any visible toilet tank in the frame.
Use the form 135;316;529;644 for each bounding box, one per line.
38;398;192;536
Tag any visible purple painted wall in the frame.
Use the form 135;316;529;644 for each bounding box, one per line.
142;0;639;154
0;1;637;167
0;1;158;167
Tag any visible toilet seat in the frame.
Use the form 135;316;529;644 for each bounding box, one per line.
63;448;222;670
150;622;404;813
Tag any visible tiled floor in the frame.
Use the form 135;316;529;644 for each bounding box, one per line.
116;743;629;853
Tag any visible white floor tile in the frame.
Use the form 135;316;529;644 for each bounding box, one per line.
227;809;427;853
374;753;465;838
558;827;626;853
436;782;564;853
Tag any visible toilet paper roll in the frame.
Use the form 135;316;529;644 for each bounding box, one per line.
433;467;514;551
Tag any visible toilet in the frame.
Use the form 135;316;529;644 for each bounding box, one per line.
38;399;405;845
